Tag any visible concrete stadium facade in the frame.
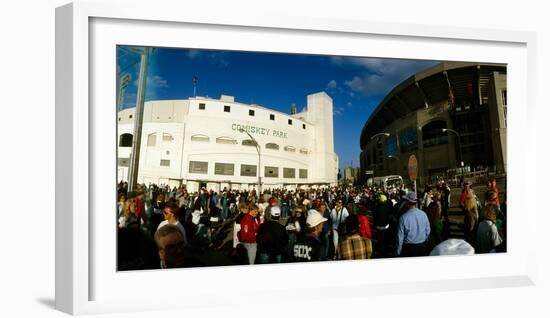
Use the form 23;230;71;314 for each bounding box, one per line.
117;92;338;193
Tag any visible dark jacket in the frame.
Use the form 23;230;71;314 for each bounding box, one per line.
373;201;391;227
256;220;289;254
292;234;322;262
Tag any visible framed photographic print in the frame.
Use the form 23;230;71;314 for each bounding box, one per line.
56;1;536;315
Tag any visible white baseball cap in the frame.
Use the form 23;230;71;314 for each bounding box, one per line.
270;206;281;217
306;210;328;228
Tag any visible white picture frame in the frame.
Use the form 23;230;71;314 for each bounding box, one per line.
56;1;537;315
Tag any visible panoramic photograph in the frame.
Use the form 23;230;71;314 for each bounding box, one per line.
116;46;507;270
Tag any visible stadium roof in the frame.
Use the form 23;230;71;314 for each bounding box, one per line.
359;62;506;149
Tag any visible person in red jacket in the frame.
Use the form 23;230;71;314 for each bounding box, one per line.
458;182;470;210
357;204;373;239
239;203;260;264
134;190;145;228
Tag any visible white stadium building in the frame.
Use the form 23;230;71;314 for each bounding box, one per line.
117;91;338;193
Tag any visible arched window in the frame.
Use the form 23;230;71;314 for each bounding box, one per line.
147;133;157;147
191;134;210;143
119;133;133;147
242;139;258;147
216;136;238;145
265;143;279;150
284;146;296;152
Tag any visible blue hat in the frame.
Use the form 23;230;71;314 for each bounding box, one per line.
403;192;417;203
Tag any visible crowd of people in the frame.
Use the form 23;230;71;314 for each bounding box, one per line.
116;177;506;270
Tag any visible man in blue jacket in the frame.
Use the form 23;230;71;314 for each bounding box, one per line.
396;192;431;257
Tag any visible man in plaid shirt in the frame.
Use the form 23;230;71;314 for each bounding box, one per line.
337;215;373;260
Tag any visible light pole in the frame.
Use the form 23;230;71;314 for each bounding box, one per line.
127;47;151;192
442;128;463;168
370;132;390;140
238;128;262;196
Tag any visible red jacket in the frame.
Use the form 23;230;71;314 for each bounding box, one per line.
239;214;259;243
358;215;372;239
459;190;468;208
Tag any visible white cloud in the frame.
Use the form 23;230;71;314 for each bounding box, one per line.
347;102;353;107
134;75;169;89
327;80;337;89
184;50;229;67
150;75;168;88
334;57;437;97
333;106;345;116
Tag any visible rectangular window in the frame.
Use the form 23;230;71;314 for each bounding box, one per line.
299;169;308;179
198;103;206;110
270;114;275;120
283;168;295;178
240;164;257;177
189;161;208;174
385;135;398;157
264;166;279;178
162;133;173;143
249;109;255;116
214;163;235;176
117;158;129;167
399;127;419;152
224;105;231;112
288;119;293;125
160;159;170;167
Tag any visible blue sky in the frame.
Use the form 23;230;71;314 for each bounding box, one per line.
117;46;438;174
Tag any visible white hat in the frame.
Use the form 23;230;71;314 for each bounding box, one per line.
306;210;328;228
306;209;318;216
429;239;475;256
270;206;281;217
